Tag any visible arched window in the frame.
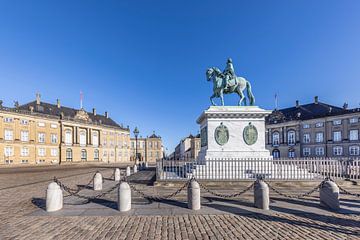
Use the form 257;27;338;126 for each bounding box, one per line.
79;131;86;146
92;132;99;147
272;132;280;146
287;130;296;145
65;130;72;145
272;149;280;158
66;148;72;161
94;149;99;161
81;149;87;161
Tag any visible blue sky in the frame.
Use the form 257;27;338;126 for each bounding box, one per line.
1;1;360;152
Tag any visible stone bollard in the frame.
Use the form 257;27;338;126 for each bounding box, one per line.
188;180;201;210
320;180;340;210
126;166;131;176
118;182;131;212
133;164;138;173
145;162;149;168
254;180;270;210
114;168;121;181
93;172;102;191
46;182;63;212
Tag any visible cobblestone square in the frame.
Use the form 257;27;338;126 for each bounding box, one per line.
0;165;359;240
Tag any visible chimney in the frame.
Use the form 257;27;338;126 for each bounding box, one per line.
295;100;299;108
314;96;319;104
92;108;96;116
56;99;61;108
36;93;41;105
343;102;348;109
105;111;108;118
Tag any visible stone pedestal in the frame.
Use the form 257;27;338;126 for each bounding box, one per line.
197;106;272;162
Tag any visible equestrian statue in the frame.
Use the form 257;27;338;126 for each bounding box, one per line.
206;58;255;106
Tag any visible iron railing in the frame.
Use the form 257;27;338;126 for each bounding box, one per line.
156;158;360;181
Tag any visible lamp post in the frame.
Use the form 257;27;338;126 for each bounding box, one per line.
133;127;139;165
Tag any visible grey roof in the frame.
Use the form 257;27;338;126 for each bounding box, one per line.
266;101;357;124
18;101;126;129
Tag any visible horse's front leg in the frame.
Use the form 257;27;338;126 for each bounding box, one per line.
220;91;224;106
210;94;217;106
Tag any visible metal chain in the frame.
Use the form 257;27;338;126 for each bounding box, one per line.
126;178;190;201
337;185;360;198
54;172;97;196
196;180;255;198
265;180;324;199
54;177;120;203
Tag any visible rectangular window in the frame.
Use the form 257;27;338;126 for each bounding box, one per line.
333;146;343;156
21;147;29;157
92;133;99;147
303;133;310;143
287;131;296;145
315;132;324;143
3;117;13;123
21;131;29;142
350;118;359;124
349;146;360;156
38;133;45;143
65;131;72;145
303;124;310;129
315;122;324;128
303;147;311;157
4;147;13;157
333;120;342;125
51;148;58;157
349;130;359;141
38;148;46;157
50;124;58;129
315;147;325;156
38;122;45;127
288;151;295;158
333;131;341;142
51;134;58;144
4;129;13;141
20;119;29;125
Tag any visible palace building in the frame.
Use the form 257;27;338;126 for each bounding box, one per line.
0;94;131;165
266;96;360;158
130;132;163;163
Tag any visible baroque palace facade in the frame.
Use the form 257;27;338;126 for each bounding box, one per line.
130;132;163;163
0;94;132;165
266;96;360;158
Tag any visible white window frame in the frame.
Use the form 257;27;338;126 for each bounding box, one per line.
333;146;343;156
349;130;359;141
4;147;13;157
79;131;86;146
303;147;311;157
92;132;99;147
51;148;58;157
315;122;324;128
38;148;46;157
333;119;342;125
303;133;310;143
51;134;58;144
4;117;13;123
20;119;28;125
21;147;29;157
315;132;324;143
315;147;325;156
288;150;295;158
4;129;13;141
350;118;358;124
349;146;360;156
38;133;45;143
21;131;29;142
65;130;72;145
50;123;58;129
333;131;341;142
38;122;45;127
287;130;296;145
303;124;310;129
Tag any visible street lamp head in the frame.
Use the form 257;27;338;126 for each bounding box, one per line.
133;127;139;138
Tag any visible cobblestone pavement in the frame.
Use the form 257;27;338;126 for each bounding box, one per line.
0;166;359;240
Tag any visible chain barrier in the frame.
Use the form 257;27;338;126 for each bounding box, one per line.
195;179;255;198
265;180;324;199
336;184;360;198
54;172;97;197
126;177;191;201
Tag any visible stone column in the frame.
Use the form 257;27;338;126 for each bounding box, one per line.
126;166;131;176
114;168;121;181
46;182;63;212
93;172;102;190
118;182;131;212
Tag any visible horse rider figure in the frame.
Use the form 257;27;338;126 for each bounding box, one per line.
223;58;236;91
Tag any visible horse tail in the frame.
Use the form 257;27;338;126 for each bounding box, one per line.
246;81;255;105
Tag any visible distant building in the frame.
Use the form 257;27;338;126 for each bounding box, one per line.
172;134;200;160
130;132;163;163
0;94;131;165
266;96;360;158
